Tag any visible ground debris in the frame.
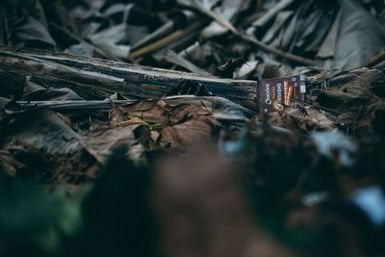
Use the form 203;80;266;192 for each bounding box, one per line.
1;1;385;257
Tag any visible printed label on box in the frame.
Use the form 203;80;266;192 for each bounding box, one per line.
258;75;307;113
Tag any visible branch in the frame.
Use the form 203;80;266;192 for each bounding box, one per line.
0;46;258;110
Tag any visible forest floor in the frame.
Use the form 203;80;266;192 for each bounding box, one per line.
1;1;385;257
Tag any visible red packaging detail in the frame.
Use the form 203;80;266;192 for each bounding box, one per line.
258;74;307;113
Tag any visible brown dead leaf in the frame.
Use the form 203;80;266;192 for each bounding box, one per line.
0;110;97;184
159;117;217;149
269;107;335;133
109;98;228;150
109;100;171;128
82;126;144;163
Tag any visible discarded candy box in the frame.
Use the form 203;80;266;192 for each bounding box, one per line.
258;74;307;113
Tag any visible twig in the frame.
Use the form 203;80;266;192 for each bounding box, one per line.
237;33;317;66
131;20;174;50
14;96;255;117
132;12;196;50
14;100;137;110
129;20;207;59
367;49;385;67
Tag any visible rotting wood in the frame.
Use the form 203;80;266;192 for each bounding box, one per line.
0;46;258;110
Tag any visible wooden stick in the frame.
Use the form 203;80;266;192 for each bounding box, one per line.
14;96;255;117
0;46;258;110
131;20;174;50
367;49;385;67
131;12;197;51
129;20;207;59
14;100;137;110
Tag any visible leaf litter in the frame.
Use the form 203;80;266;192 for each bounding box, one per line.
1;0;385;256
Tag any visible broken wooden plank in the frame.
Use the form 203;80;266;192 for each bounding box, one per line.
0;46;258;110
